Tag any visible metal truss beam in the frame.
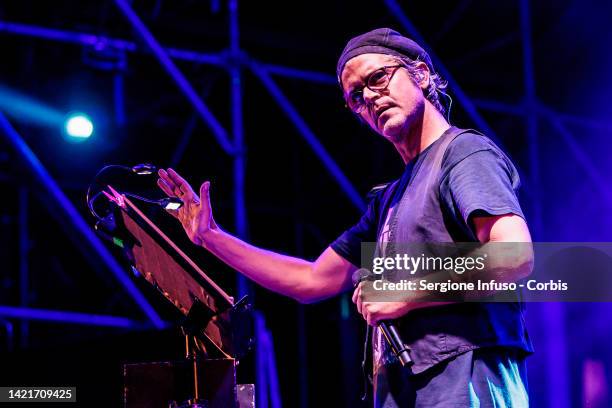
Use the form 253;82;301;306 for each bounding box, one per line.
0;21;225;65
18;188;29;347
1;20;606;126
519;2;567;408
474;98;612;131
0;306;149;328
431;0;474;45
383;0;503;146
113;0;235;155
0;21;334;84
170;114;198;168
451;31;519;68
472;109;612;205
540;106;612;203
227;0;251;299
254;311;282;408
472;98;527;116
249;61;366;212
520;0;543;239
261;63;336;85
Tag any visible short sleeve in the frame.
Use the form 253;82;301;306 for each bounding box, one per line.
440;133;524;234
330;196;379;267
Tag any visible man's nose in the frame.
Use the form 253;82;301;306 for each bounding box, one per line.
363;87;382;104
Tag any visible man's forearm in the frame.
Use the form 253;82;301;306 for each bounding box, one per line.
200;228;317;302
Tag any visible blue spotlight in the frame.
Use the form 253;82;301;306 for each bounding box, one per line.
64;113;94;139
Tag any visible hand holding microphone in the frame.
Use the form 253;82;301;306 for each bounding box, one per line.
352;268;413;367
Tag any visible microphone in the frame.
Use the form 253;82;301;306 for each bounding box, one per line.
352;268;413;367
351;268;373;287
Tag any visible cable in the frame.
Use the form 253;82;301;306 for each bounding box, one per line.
86;163;158;220
360;324;371;401
439;89;454;125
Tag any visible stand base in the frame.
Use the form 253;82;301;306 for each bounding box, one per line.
169;399;208;408
124;358;254;408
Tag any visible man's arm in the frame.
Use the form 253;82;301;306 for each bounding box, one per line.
466;212;534;284
157;168;355;304
354;213;533;325
473;213;531;244
203;231;356;303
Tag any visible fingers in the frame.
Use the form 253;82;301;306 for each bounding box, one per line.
352;285;379;326
158;169;178;196
351;286;359;305
157;177;174;197
354;285;363;315
167;168;190;194
157;179;180;218
158;168;199;203
199;181;211;209
158;168;173;186
362;303;377;326
367;311;376;327
158;168;185;196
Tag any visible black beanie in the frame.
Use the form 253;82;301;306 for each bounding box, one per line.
336;28;434;83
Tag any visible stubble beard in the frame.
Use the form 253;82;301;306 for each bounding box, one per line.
380;109;415;145
389;99;427;145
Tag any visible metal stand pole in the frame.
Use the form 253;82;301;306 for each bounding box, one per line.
18;187;29;348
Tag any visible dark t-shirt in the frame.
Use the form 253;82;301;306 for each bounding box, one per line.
331;132;524;266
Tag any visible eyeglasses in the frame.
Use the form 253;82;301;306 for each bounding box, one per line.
345;65;403;114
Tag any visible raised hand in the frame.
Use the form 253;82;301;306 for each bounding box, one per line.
157;168;217;246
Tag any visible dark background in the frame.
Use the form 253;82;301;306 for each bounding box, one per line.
0;1;611;407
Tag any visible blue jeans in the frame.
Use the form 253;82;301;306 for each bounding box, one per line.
374;347;529;408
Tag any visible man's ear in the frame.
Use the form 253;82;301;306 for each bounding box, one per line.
414;62;430;89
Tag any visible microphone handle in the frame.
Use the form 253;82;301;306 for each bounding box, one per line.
379;321;412;367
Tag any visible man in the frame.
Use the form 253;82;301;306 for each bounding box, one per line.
158;28;533;407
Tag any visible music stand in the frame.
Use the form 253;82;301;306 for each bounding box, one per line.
101;186;253;408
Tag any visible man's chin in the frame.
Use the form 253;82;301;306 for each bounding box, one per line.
380;119;405;142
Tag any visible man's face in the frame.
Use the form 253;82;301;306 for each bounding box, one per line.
341;53;426;143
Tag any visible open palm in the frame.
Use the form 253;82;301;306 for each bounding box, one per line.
157;168;217;246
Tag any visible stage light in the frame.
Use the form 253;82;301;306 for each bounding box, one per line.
0;85;64;126
64;113;94;139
